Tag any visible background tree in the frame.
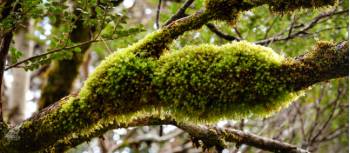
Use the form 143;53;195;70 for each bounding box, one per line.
0;0;348;153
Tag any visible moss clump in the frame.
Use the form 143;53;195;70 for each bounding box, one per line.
204;0;241;21
79;49;156;117
246;0;338;12
154;41;303;122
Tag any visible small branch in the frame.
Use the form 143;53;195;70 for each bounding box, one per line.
110;129;183;152
5;40;94;70
255;9;348;45
263;17;277;39
4;37;119;70
206;23;240;41
287;14;297;37
163;0;195;26
308;88;343;145
233;27;243;40
155;0;162;29
176;123;310;153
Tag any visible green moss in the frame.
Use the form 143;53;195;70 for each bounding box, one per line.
204;0;241;21
280;41;348;90
154;41;303;122
245;0;338;12
78;49;157;124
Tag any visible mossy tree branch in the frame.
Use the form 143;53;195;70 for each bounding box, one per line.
0;0;344;152
0;40;346;153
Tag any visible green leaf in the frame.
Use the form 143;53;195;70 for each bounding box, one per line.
73;47;82;53
10;47;23;64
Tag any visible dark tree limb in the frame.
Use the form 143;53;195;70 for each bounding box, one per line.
155;0;162;29
206;23;241;41
163;0;195;26
0;32;12;122
177;123;310;153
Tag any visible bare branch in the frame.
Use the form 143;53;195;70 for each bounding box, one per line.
255;9;348;45
155;0;162;29
206;23;241;41
163;0;195;26
177;123;310;153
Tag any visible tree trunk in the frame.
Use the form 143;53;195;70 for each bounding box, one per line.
7;20;35;124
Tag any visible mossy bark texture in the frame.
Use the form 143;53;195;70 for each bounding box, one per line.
0;1;345;152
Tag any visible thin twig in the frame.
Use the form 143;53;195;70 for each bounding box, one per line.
177;123;310;153
308;87;343;145
163;0;195;26
263;17;277;39
233;27;243;40
206;23;241;41
5;40;94;70
5;38;118;70
287;14;297;37
155;0;162;29
255;9;348;45
101;37;113;54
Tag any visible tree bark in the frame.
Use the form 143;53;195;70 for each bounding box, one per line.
7;20;35;124
38;10;95;109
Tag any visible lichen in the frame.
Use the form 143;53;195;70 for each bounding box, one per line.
154;41;303;122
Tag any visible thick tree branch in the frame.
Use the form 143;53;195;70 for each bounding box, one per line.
280;41;348;90
0;40;346;153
